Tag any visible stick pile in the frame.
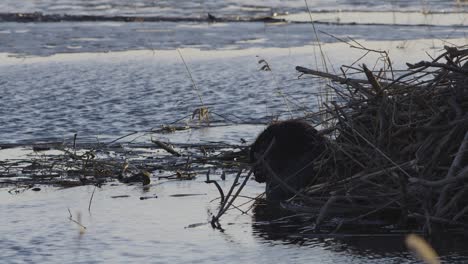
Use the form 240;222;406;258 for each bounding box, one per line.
295;45;468;232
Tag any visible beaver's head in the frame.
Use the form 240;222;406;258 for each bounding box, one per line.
250;120;326;201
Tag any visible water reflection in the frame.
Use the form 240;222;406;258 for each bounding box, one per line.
251;201;468;263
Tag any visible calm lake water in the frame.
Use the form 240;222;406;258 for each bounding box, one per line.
2;171;468;264
1;0;468;263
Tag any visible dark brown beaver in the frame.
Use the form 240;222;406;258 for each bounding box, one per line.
250;120;326;201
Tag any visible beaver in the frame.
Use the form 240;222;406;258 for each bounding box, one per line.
250;120;327;201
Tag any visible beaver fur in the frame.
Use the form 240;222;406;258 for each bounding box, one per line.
250;120;326;201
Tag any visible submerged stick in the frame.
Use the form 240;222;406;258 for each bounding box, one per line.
211;139;277;229
205;169;225;204
213;169;253;221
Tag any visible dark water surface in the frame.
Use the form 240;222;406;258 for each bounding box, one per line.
0;49;320;143
2;176;468;264
1;0;467;17
2;1;468;263
2;175;468;263
0;21;466;57
0;0;467;144
1;22;466;143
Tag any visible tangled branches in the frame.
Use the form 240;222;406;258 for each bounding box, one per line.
294;45;468;234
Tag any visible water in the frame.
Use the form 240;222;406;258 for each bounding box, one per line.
1;1;468;263
3;38;467;144
2;176;468;263
0;1;467;144
0;176;467;263
0;0;466;16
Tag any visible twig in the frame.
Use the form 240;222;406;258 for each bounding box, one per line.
205;169;225;204
88;186;97;212
211;169;253;230
409;166;468;187
151;138;181;157
67;208;87;229
177;48;205;107
435;131;468;215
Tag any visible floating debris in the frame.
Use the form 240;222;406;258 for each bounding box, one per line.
111;195;130;199
139;195;158;200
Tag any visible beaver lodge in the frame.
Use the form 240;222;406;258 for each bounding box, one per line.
244;45;468;235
